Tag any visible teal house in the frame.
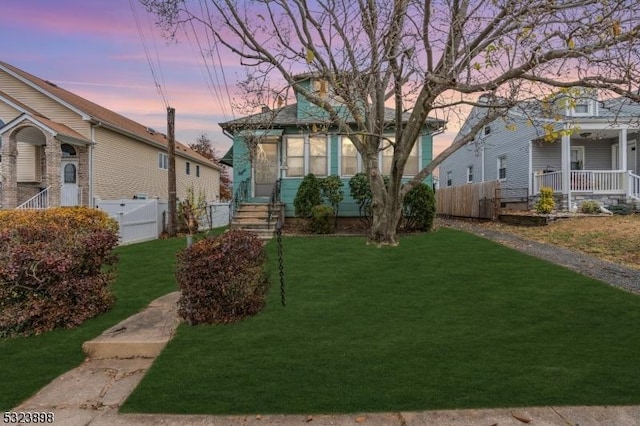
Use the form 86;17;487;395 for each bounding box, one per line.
220;74;444;228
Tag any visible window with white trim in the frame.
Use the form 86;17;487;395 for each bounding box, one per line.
284;135;328;177
158;152;168;170
186;161;191;175
498;156;507;180
341;137;360;176
309;136;328;176
446;170;452;187
466;165;474;183
381;137;419;176
570;146;585;170
285;136;305;177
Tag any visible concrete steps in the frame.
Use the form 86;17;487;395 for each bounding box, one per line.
82;292;180;359
230;203;283;240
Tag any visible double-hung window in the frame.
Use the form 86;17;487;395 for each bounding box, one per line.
498;156;507;180
285;135;328;177
466;165;474;183
309;136;328;176
341;137;360;176
381;137;419;176
158;152;168;170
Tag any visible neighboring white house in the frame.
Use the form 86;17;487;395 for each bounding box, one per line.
0;60;222;209
439;90;640;210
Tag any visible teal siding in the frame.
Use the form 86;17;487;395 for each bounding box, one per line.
280;176;360;217
232;136;252;189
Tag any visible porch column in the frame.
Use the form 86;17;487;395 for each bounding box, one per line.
44;134;61;207
1;133;18;208
561;126;571;209
619;128;628;171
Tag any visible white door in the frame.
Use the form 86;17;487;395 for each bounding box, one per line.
61;160;79;206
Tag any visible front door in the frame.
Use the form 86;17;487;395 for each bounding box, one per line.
61;160;79;206
254;142;278;197
612;141;638;173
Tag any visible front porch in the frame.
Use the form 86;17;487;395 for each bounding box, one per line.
0;115;89;209
531;127;640;209
534;170;640;202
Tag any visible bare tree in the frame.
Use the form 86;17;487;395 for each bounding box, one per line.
190;133;233;200
143;0;640;245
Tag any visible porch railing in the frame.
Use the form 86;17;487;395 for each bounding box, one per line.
230;178;250;222
534;171;562;193
629;173;640;200
534;170;628;194
17;186;50;210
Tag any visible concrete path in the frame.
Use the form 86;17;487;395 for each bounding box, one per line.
12;291;640;425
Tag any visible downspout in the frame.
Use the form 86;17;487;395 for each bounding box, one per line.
481;142;485;182
90;122;102;207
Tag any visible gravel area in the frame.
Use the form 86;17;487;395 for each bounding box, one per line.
438;218;640;295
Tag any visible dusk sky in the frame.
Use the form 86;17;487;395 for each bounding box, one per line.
2;0;454;158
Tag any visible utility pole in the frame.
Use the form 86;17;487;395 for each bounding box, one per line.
167;106;177;237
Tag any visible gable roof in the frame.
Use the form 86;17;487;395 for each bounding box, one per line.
1;112;91;145
0;60;220;170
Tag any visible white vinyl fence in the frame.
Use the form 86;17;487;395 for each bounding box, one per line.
96;199;168;245
97;199;231;245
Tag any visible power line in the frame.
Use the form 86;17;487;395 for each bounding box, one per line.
128;0;170;108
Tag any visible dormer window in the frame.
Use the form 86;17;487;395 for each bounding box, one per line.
570;98;596;116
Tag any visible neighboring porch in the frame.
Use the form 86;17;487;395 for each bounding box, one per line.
531;127;640;209
0;115;89;209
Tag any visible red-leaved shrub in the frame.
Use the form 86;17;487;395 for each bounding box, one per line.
0;208;119;337
176;230;270;325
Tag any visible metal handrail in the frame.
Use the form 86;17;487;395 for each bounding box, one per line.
230;178;250;222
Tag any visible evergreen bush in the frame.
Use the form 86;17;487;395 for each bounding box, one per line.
294;174;322;217
403;183;436;232
534;187;555;214
309;205;336;234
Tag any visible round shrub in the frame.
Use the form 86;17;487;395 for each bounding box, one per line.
294;173;322;217
176;230;270;325
580;200;600;214
0;208;119;337
403;183;436;232
309;205;336;234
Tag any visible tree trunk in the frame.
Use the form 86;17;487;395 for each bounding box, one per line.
367;164;403;246
368;196;403;246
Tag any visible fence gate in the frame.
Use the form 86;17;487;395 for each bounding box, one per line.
436;181;501;220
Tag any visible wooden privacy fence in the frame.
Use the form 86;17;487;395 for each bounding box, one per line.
436;180;501;220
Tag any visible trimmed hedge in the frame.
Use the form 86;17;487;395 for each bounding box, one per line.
176;230;270;325
0;208;119;338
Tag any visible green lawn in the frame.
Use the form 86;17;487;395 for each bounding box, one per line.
0;235;189;411
120;228;640;415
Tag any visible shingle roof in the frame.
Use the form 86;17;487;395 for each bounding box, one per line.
219;103;445;132
0;61;220;169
